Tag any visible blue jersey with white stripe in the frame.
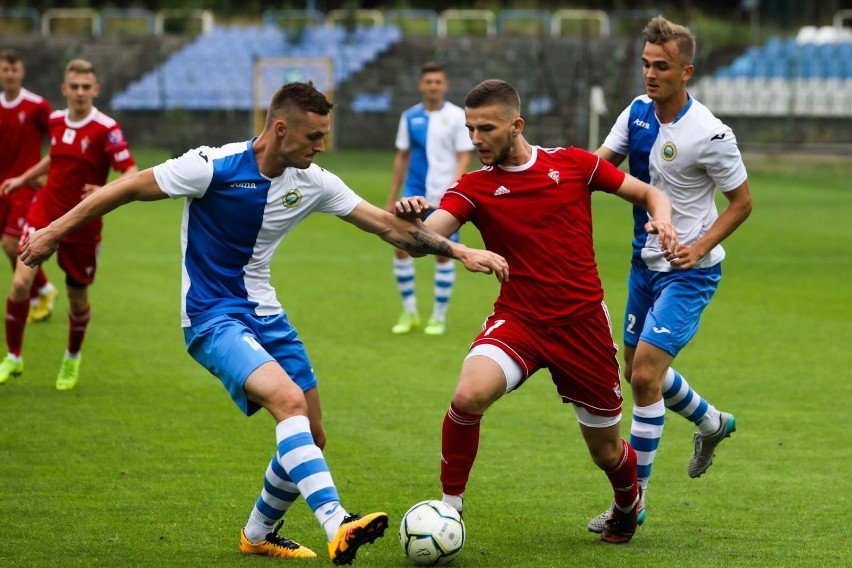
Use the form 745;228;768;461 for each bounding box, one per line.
395;101;473;206
153;140;362;327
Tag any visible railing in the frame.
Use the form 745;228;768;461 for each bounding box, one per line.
551;9;610;37
326;9;384;29
0;8;40;34
437;10;497;38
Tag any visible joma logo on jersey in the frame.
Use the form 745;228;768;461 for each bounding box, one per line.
633;119;651;129
230;182;257;189
283;189;302;208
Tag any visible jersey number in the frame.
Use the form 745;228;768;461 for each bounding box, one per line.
484;319;506;336
626;313;637;335
242;335;263;351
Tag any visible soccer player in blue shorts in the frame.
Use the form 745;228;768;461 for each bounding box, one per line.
386;62;473;336
587;16;753;533
19;81;508;564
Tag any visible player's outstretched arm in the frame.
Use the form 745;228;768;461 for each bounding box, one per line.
342;200;509;282
19;168;167;267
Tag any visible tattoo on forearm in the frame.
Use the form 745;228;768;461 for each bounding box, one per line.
396;228;454;257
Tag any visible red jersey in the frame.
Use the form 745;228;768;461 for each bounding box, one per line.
0;88;51;181
440;146;626;323
28;106;135;244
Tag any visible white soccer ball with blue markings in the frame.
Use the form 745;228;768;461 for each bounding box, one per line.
399;500;466;566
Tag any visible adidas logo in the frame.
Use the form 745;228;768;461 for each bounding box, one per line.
494;185;510;196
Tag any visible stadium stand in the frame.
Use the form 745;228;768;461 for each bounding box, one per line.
111;23;401;111
696;25;852;117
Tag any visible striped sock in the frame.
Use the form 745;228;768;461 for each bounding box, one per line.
244;454;301;542
662;368;720;436
630;400;666;490
277;415;347;540
431;260;456;322
393;257;417;313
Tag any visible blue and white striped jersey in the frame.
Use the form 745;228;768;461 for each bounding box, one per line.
395;101;473;207
602;95;748;271
153;140;362;327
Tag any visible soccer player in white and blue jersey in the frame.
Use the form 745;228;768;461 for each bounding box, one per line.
19;82;508;564
588;17;753;533
386;62;473;336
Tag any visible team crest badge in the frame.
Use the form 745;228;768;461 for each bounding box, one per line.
81;136;90;153
282;189;302;208
614;383;623;400
662;141;677;161
18;111;25;124
548;168;560;185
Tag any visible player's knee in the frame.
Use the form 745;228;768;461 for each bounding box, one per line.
264;385;308;421
589;439;623;470
10;275;32;300
452;383;497;415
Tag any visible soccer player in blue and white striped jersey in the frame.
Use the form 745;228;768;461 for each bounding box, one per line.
386;62;474;336
19;81;508;564
588;16;753;534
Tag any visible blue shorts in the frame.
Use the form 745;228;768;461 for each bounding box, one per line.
183;312;317;416
623;262;722;356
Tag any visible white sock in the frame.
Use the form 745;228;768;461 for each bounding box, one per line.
243;511;274;543
317;501;348;541
442;493;463;513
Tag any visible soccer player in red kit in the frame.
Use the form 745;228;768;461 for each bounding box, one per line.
0;49;57;332
395;79;679;544
0;58;137;390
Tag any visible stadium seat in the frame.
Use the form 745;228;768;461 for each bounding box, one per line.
112;22;402;111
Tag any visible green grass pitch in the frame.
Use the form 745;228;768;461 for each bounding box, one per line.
0;149;849;567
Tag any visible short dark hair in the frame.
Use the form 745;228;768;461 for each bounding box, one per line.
464;79;521;114
643;16;696;64
1;49;22;65
420;61;445;76
269;81;333;118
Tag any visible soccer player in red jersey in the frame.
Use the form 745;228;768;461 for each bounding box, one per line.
0;58;138;390
395;79;679;544
0;49;57;331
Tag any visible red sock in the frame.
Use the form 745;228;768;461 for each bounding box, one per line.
67;306;91;355
30;268;48;300
5;297;30;356
440;402;483;496
606;439;640;511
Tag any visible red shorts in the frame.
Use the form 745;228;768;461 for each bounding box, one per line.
0;187;36;239
471;303;623;416
20;225;99;286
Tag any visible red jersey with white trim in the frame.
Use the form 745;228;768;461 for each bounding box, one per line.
0;88;51;181
440;145;626;323
28;106;135;244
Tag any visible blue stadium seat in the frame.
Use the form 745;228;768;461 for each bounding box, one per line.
112;23;402;111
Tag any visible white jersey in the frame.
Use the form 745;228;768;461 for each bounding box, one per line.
603;94;748;271
395;101;473;207
153;140;362;326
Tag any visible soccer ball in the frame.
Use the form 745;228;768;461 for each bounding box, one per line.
399;500;466;566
